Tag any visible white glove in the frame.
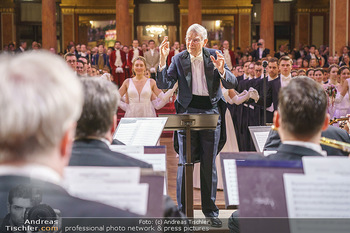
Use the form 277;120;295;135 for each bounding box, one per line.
249;88;259;103
227;91;250;105
158;82;178;101
237;90;248;97
150;67;156;73
119;100;129;111
116;67;124;73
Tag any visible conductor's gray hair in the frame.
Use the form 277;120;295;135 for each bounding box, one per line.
0;51;83;161
186;24;207;41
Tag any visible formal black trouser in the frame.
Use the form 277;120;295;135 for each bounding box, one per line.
176;106;220;217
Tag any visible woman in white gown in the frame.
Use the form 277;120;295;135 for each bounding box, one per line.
119;56;177;117
334;66;350;119
323;65;339;119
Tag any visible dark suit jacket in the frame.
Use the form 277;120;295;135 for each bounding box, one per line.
264;126;350;156
274;52;286;60
257;75;281;111
92;53;110;69
69;139;152;168
157;48;237;154
268;144;324;160
251;48;270;61
0;175;137;219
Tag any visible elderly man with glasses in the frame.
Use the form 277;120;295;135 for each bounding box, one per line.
157;24;237;227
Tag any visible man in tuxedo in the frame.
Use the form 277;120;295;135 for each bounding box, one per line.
109;41;126;86
127;40;143;76
15;41;26;53
274;44;287;59
268;76;330;160
0;52;137;229
229;76;330;233
64;53;77;71
157;23;237;227
221;40;236;70
251;39;270;61
70;78;152;168
257;56;292;114
264;125;350;157
167;41;181;66
144;40;160;79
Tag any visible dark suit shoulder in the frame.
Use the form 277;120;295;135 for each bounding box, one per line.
70;139;152;168
268;144;323;160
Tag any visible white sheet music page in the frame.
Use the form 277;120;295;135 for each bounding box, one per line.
110;145;167;195
254;131;270;152
114;118;168;146
284;174;350;218
110;145;166;172
68;183;149;215
302;157;350;176
64;166;140;186
223;159;239;205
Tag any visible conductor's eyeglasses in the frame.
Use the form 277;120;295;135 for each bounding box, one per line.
186;37;201;44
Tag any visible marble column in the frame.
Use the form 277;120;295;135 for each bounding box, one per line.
188;0;201;26
116;0;131;45
329;0;349;55
260;0;274;52
42;0;57;50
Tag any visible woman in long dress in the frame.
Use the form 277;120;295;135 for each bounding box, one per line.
324;64;339;119
334;66;350;119
119;56;177;117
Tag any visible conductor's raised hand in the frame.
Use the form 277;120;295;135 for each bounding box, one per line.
159;36;170;67
210;51;225;74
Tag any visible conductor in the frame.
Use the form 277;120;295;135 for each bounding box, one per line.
156;24;237;227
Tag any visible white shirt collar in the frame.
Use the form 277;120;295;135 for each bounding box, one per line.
0;164;62;185
190;51;203;60
283;141;327;157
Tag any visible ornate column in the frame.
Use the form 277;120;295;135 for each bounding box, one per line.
42;0;57;50
238;8;251;50
260;0;274;52
329;0;349;55
116;0;131;45
188;0;201;26
0;6;15;49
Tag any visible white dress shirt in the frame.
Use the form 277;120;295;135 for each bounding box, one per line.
133;48;139;60
280;74;292;87
150;49;155;56
190;52;209;96
174;49;180;55
259;48;263;59
115;49;123;67
223;49;233;70
283;141;327;157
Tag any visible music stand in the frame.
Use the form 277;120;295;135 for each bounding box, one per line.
159;113;219;217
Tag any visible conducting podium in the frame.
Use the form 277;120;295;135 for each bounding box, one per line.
160;113;219;218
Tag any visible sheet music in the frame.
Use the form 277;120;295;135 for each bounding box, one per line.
68;183;149;215
302;157;350;176
284;174;350;218
110;146;166;172
223;159;239;205
64;166;140;186
110;145;167;195
254;131;270;152
114;118;167;146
